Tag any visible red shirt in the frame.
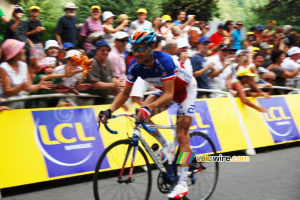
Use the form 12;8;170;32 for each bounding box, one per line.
210;32;224;48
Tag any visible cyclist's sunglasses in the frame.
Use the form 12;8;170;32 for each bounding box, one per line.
132;46;147;53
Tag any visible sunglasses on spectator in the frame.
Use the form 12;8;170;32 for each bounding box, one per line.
265;78;275;82
237;24;243;26
221;49;229;52
117;39;128;43
92;10;101;13
132;46;147;53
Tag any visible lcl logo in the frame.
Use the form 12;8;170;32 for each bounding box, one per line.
258;97;300;142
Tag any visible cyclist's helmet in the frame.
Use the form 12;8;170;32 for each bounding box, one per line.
129;28;156;46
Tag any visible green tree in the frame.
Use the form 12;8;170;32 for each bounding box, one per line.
162;0;220;22
249;0;300;30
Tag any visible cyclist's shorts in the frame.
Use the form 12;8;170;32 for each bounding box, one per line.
151;77;197;117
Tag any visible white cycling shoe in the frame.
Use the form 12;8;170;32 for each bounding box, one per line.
167;183;189;199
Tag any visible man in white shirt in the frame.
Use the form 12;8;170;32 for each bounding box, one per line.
206;44;232;97
129;8;152;30
281;47;300;87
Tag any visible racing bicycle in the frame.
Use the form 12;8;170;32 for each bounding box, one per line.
93;111;219;200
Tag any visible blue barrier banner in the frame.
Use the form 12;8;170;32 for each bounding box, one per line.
257;97;300;143
32;108;109;178
167;101;222;154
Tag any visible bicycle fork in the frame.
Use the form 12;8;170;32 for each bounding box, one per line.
118;129;140;183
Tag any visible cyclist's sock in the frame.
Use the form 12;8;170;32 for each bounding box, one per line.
154;132;170;147
178;167;188;187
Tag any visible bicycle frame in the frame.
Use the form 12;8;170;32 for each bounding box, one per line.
118;122;178;183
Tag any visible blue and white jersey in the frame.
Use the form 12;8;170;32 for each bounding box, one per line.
126;51;192;93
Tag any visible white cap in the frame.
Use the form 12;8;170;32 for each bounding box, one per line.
64;50;82;59
102;11;115;22
125;43;132;52
44;40;59;50
64;2;78;10
287;47;300;56
176;38;189;49
114;31;129;40
190;27;202;35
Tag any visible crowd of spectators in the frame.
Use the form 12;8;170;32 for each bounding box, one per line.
0;2;299;112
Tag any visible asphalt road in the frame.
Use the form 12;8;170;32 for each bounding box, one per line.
2;145;300;200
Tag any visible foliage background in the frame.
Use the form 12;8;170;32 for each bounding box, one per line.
13;0;300;43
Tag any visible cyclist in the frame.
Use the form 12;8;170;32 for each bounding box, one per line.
100;28;197;199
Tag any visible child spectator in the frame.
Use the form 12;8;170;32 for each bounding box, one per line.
27;57;82;108
54;50;92;106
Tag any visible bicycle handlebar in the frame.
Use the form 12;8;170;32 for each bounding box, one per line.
98;113;157;134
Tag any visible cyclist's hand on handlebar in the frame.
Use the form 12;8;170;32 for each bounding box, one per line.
98;109;112;122
137;106;151;121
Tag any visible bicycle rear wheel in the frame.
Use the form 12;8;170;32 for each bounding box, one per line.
177;131;219;200
93;139;152;200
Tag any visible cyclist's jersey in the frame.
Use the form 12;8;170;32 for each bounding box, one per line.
126;51;193;102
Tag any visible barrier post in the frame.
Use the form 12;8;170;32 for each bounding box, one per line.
225;92;256;155
195;89;256;156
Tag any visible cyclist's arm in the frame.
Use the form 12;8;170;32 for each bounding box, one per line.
109;82;133;111
147;79;174;111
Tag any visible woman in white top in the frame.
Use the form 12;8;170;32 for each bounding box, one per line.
0;39;52;109
102;11;128;46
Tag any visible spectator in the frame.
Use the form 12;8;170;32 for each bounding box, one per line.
256;25;264;40
282;47;300;87
130;8;152;30
27;57;82;108
108;32;129;86
54;50;92;106
209;23;225;53
187;27;201;57
232;21;243;50
85;40;122;104
263;20;276;41
171;25;182;40
0;4;14;41
267;49;300;93
7;5;32;63
102;11;128;46
259;42;273;68
247;53;266;83
163;39;178;55
207;44;232;97
44;40;62;66
262;71;276;85
176;38;192;72
26;6;45;58
232;68;267;112
152;17;162;35
55;2;78;48
224;20;234;37
243;32;256;51
86;31;105;58
283;25;293;47
60;42;75;64
117;14;130;34
191;36;215;98
0;39;52;109
173;10;193;30
160;15;173;41
201;24;210;37
79;5;103;52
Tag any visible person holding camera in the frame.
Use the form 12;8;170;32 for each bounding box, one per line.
25;6;45;58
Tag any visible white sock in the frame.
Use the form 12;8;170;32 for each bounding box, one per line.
178;167;188;187
154;131;170;147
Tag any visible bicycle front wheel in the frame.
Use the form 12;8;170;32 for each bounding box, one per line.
93;139;152;200
183;131;219;200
